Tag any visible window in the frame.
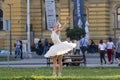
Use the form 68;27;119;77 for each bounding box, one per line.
0;9;3;30
117;8;120;28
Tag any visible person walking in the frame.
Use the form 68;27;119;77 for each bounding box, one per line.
44;16;76;76
19;40;23;59
74;38;81;55
43;38;49;55
98;40;106;65
115;36;120;66
106;37;115;64
80;35;89;64
14;39;22;59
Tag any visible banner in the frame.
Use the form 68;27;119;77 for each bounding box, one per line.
4;20;10;30
45;0;56;30
73;0;85;28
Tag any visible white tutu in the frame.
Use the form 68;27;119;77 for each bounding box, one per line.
44;31;76;58
44;41;76;57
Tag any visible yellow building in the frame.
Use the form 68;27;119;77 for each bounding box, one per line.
0;0;120;49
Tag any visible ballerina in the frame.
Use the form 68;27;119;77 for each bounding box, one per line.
44;16;76;76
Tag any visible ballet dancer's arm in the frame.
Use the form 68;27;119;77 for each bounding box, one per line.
59;16;70;31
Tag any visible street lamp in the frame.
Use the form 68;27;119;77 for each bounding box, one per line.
113;11;117;43
27;0;32;58
7;3;13;55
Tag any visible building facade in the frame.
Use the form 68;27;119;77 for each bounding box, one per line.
0;0;120;49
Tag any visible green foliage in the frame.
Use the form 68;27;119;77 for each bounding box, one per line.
66;27;85;40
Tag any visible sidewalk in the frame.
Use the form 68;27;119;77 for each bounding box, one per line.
86;53;118;67
0;53;118;67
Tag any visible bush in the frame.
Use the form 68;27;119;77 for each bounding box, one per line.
66;27;85;40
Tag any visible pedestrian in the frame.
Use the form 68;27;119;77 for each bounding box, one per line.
37;39;44;55
80;35;89;64
98;40;106;65
90;40;96;53
14;39;22;59
19;40;23;59
43;38;49;55
74;38;81;55
44;16;76;76
115;36;120;66
106;37;115;64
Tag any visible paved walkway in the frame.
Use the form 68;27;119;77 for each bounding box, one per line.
86;53;118;67
0;53;119;67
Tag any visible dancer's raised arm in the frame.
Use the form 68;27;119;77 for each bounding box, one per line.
59;16;70;31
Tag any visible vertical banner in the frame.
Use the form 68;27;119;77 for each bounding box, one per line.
73;0;85;28
4;20;10;30
45;0;56;30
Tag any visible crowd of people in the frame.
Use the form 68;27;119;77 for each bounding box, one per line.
98;37;120;66
14;38;53;59
34;38;53;56
74;36;120;66
14;35;120;67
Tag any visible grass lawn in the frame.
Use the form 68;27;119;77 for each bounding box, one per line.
0;57;20;61
0;67;120;80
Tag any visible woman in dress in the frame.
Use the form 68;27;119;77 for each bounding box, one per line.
44;16;76;76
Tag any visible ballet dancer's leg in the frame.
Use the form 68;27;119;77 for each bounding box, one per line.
58;55;63;76
52;56;58;76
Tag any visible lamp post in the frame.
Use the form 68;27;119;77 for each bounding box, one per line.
113;11;117;43
7;3;13;55
27;0;32;58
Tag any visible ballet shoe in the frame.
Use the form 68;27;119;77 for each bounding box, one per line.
58;72;62;76
52;73;56;77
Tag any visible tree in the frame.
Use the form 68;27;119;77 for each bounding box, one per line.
66;27;86;40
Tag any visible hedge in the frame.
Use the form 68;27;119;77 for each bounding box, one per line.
1;76;120;80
